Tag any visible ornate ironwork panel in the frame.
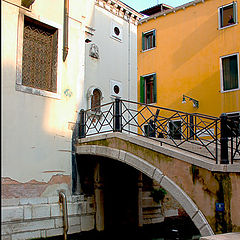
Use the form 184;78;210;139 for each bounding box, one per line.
22;18;58;93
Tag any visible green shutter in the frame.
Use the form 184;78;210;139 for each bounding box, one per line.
140;76;145;103
153;30;156;48
142;32;145;51
233;1;237;24
153;74;157;103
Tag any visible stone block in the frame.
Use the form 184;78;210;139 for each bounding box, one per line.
46;228;63;238
95;146;119;160
125;153;155;178
10;219;54;233
48;196;59;204
12;230;41;240
118;150;126;162
152;168;164;183
192;210;208;230
160;176;198;218
1;206;23;222
164;209;178;217
32;204;50;219
1;198;20;207
51;204;62;217
199;224;214;237
80;215;95;231
23;205;32;220
68;202;81;216
68;224;81;234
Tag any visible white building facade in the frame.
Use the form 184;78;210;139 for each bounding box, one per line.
1;0;141;239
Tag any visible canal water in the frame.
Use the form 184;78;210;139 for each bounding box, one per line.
37;216;201;240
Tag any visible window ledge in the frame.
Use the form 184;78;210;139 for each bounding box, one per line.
221;88;240;93
218;23;238;30
142;47;156;53
16;84;61;99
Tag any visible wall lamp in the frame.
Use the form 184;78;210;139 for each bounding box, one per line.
182;95;199;108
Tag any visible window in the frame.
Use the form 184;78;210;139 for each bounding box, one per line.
218;2;237;29
91;89;102;113
220;53;239;92
142;30;156;51
169;120;182;140
16;14;60;98
22;16;58;92
140;74;156;104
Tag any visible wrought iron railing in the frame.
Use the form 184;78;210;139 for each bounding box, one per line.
79;99;240;164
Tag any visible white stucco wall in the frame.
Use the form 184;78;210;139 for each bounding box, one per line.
1;0;94;192
84;4;138;109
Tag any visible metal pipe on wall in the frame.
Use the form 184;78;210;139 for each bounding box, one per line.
59;191;69;240
63;0;69;61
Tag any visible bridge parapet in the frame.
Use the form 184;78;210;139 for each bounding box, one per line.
78;99;240;164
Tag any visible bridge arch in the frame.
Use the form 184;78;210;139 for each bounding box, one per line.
77;144;214;237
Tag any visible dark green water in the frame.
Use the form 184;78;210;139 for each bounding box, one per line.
34;216;201;240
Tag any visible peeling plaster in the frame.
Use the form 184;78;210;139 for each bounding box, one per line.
1;175;71;199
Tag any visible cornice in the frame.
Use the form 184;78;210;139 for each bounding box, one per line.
95;0;143;25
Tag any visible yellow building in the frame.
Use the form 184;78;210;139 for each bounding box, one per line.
138;0;240;118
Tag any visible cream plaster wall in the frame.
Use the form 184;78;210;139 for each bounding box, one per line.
1;0;94;188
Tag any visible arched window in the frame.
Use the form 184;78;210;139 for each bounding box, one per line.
91;89;101;112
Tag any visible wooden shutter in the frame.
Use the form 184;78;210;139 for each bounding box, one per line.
140;76;145;103
153;30;156;48
142;32;145;51
153;74;157;103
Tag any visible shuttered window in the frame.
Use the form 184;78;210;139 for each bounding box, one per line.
142;30;156;51
140;74;157;104
221;54;239;91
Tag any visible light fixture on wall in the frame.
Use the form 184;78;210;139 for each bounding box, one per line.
182;95;199;108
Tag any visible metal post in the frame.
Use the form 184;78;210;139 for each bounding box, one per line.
113;98;122;132
79;109;86;138
220;113;229;164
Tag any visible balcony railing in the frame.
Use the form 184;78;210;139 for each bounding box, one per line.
79;99;240;164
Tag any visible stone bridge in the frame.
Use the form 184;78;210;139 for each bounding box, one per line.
76;132;240;236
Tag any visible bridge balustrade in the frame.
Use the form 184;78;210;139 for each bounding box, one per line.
79;99;240;164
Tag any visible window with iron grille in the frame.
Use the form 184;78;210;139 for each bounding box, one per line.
22;16;58;93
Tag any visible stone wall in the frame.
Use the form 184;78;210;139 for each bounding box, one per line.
1;195;95;240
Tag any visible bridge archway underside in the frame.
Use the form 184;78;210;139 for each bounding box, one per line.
76;132;240;236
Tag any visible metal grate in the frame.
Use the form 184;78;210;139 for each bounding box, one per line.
22;18;58;93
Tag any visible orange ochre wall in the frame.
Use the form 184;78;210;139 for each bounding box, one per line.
137;0;240;117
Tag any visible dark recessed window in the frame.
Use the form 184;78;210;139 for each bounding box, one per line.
142;30;156;51
114;27;120;36
221;54;239;92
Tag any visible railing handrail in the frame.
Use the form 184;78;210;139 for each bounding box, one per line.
79;99;239;164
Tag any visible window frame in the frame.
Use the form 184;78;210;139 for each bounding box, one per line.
140;73;157;104
220;53;240;93
142;29;156;52
16;11;62;99
218;1;238;30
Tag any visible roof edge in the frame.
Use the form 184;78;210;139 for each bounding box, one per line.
139;0;206;23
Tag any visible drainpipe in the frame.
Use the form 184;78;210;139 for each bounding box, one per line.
127;15;131;132
59;191;68;240
63;0;69;61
